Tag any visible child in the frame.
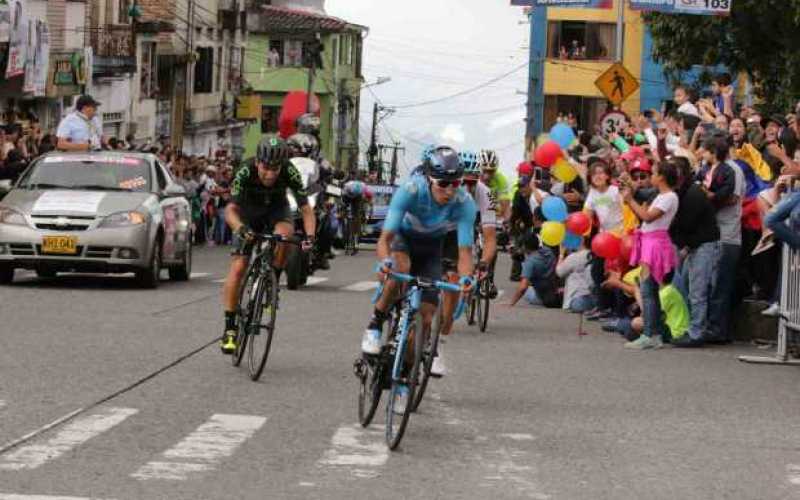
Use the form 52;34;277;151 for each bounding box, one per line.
583;158;624;234
622;160;680;350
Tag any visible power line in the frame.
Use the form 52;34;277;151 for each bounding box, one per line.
393;103;525;119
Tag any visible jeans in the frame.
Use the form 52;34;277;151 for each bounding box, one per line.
677;241;720;340
214;210;230;244
569;294;596;313
765;191;800;250
641;274;668;340
709;243;741;341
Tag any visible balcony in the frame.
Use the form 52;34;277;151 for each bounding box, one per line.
90;25;136;78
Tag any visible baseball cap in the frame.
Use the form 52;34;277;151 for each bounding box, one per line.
629;157;652;173
620;146;645;162
517;161;534;177
75;95;101;110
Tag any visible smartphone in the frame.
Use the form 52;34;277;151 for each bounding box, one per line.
533;167;543;182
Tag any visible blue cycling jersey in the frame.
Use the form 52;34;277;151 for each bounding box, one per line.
383;175;476;247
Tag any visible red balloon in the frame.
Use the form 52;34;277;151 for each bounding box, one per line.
278;91;321;139
534;141;563;168
565;212;591;236
591;232;622;260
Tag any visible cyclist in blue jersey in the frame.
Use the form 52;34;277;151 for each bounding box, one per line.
361;147;476;406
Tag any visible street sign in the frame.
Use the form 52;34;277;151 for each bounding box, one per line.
599;110;630;137
594;63;640;105
511;0;612;6
630;0;732;16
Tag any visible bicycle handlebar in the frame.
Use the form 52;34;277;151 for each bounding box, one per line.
371;270;466;321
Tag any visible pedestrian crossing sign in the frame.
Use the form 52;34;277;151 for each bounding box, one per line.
595;63;639;105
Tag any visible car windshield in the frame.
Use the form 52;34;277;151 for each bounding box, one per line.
18;155;152;193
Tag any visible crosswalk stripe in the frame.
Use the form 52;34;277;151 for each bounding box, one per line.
131;414;266;481
0;400;5;410
319;425;388;479
189;272;211;279
341;281;379;292
305;276;329;286
0;408;138;471
788;464;800;485
0;494;117;500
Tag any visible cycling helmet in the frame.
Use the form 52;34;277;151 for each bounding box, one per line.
428;146;463;180
420;144;437;164
287;133;318;158
256;135;292;165
478;149;499;169
458;150;480;176
296;113;321;136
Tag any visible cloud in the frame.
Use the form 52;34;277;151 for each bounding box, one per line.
440;123;466;144
488;109;527;132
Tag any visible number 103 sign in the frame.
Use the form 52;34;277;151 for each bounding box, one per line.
630;0;732;15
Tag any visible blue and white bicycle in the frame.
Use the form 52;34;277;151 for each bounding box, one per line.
354;270;465;450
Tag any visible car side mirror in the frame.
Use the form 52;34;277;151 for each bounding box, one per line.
162;184;186;198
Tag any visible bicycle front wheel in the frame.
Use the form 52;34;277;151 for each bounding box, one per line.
385;311;423;450
479;280;491;333
411;306;441;413
233;258;261;367
247;267;278;381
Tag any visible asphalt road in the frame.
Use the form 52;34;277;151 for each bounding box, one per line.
1;245;799;500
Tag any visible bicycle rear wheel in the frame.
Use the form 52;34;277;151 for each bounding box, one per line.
466;290;477;326
385;311;423;450
233;258;261;367
357;357;383;427
247;267;278;381
479;280;491;333
411;306;441;412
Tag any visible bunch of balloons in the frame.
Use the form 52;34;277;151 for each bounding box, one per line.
531;123;580;184
540;196;568;246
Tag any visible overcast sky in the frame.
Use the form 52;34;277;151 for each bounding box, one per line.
325;0;530;178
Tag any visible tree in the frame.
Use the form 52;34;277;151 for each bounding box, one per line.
643;1;800;112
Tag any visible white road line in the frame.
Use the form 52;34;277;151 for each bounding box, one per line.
788;464;800;485
131;414;266;481
189;272;211;279
212;279;226;284
499;433;535;441
318;425;388;479
0;494;117;500
0;400;5;410
497;289;505;299
342;281;379;292
0;408;138;471
305;276;329;286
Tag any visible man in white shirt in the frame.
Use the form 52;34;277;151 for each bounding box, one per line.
56;95;104;151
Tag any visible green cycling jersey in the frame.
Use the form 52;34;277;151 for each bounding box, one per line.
486;170;512;203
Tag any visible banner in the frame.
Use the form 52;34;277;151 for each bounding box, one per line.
5;0;27;78
0;0;10;44
511;0;612;6
630;0;732;15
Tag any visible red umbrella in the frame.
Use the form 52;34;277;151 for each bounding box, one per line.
278;91;321;139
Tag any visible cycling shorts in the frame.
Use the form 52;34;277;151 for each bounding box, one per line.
391;233;443;305
232;203;293;256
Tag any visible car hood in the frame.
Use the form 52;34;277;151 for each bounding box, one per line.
3;189;154;217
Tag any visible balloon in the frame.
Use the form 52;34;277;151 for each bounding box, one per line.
542;196;568;222
591;232;622;260
550;123;577;149
563;231;582;250
566;212;591;236
541;221;567;247
534;141;562;168
552;158;578;183
278;91;321;139
536;133;550;146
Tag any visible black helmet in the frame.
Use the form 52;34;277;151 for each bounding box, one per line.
256;134;292;165
287;133;319;158
428;146;463;180
296;113;320;136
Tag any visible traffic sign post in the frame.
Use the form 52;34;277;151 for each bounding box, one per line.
594;62;640;106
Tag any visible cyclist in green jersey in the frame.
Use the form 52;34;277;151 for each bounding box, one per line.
478;149;511;221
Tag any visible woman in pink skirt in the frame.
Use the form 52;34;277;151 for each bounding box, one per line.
621;160;681;350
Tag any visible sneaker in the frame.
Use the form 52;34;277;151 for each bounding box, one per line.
761;303;781;317
431;347;447;378
488;282;499;299
361;324;383;355
392;384;410;415
624;335;662;350
220;330;237;355
601;319;621;333
672;335;705;348
586;309;613;321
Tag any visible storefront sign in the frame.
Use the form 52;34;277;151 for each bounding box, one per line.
630;0;732;15
511;0;612;7
5;0;27;79
23;19;48;96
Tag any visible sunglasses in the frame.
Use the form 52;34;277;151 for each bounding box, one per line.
463;178;478;186
429;177;463;188
632;172;650;180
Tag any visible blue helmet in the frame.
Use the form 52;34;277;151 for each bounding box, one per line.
428;146;463;180
458;150;479;174
420;144;437;164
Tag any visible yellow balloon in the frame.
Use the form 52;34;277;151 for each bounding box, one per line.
536;133;550;147
541;221;567;247
552;158;578;183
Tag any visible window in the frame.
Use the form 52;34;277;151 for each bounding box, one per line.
338;35;346;65
194;47;214;94
229;46;243;91
544;95;608;133
261;106;280;134
140;42;158;99
215;47;223;93
118;0;130;24
348;34;354;66
547;21;617;61
331;37;338;68
268;39;283;67
284;40;303;67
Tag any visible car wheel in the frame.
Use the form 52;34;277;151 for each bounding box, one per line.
36;269;57;279
0;265;14;285
169;240;192;282
136;240;162;289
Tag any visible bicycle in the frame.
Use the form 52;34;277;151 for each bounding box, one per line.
465;228;495;333
341;201;360;256
354;270;464;450
231;233;298;381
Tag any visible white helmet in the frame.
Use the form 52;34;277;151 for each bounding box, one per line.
478;149;498;169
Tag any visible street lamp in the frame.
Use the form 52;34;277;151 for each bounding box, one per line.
362;76;392;89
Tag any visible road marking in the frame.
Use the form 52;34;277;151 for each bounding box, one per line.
342;281;379;292
788;464;800;485
0;407;138;471
131;414;266;481
318;425;388;479
0;400;5;410
0;494;117;500
497;289;505;299
189;272;211;279
500;433;535;441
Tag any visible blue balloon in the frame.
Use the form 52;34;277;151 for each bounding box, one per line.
542;196;568;222
550;123;576;149
563;231;582;250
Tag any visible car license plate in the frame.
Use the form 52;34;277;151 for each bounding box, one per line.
42;236;78;255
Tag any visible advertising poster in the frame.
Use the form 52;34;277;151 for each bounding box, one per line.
5;0;27;78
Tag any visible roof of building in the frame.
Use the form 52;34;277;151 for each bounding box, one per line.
255;5;368;34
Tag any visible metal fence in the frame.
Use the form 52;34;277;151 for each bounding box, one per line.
740;243;800;366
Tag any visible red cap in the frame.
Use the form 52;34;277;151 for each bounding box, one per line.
620;146;645;162
629;157;652;173
517;161;534;177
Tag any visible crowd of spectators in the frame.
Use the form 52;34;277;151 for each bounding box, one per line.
509;73;800;350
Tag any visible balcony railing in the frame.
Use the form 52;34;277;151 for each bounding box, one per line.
91;24;133;58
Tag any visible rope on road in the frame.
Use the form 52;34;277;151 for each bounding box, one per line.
0;337;218;456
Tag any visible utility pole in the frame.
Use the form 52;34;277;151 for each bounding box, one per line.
368;102;379;173
615;0;624;63
525;5;546;156
388;141;404;186
185;0;195;117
